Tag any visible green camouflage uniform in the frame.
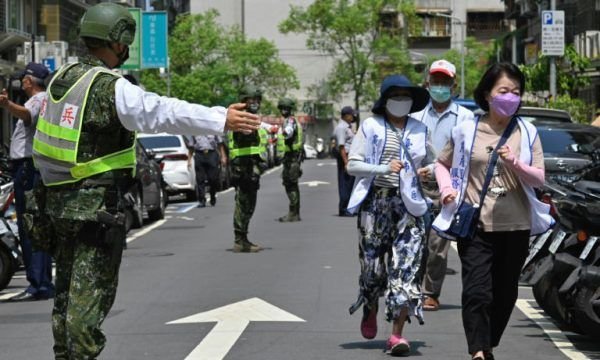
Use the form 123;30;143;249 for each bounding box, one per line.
26;55;133;360
280;119;303;221
229;132;266;243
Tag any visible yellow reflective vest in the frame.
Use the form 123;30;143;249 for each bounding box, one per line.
32;65;136;186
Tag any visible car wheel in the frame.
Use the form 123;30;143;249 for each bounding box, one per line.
130;188;144;229
0;246;15;291
148;187;167;221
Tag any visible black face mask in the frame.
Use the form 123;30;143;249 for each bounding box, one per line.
247;102;260;114
280;109;291;118
116;46;130;68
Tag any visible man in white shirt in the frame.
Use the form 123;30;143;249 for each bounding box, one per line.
411;59;474;311
333;106;356;216
0;62;54;302
28;3;261;359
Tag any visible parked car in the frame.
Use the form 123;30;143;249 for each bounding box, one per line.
518;106;572;123
137;133;197;201
535;121;600;183
454;98;480;113
125;140;168;230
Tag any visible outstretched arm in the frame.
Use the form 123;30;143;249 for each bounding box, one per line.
0;89;33;125
115;79;260;135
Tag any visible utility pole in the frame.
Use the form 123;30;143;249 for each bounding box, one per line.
431;13;465;98
241;0;245;37
549;0;557;100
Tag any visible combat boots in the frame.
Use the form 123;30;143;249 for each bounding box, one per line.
278;213;301;222
278;205;301;222
233;231;262;253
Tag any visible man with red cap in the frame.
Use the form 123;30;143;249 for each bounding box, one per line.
411;59;474;311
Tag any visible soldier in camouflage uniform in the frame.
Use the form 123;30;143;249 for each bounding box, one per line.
25;3;260;359
227;85;272;253
277;98;304;222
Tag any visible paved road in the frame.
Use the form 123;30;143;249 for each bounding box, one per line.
0;160;598;359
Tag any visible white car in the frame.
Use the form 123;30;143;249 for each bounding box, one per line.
137;133;197;201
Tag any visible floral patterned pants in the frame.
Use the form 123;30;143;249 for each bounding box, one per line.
350;187;426;324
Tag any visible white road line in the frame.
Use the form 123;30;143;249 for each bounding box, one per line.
177;204;198;213
126;219;167;244
264;165;282;175
0;291;21;300
516;299;591;360
451;242;591;359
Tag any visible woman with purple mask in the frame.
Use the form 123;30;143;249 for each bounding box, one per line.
432;63;553;360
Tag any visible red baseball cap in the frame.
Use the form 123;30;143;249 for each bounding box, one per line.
429;59;456;78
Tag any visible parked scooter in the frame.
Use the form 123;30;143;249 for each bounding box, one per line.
521;143;600;339
0;178;21;292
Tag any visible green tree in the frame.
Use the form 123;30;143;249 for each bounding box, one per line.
141;10;299;110
430;37;494;98
519;44;594;123
519;44;591;98
279;0;421;113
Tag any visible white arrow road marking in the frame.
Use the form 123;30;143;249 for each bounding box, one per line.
299;180;330;187
316;162;336;167
167;297;305;360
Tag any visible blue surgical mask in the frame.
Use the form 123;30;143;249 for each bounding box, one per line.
429;85;452;103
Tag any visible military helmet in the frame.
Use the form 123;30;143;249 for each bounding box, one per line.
277;97;295;110
238;84;262;102
79;3;136;45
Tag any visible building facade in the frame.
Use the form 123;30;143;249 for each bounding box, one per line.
503;0;600;111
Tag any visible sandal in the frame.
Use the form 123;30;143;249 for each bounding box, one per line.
423;296;440;311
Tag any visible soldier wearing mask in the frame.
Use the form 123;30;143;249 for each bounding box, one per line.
276;98;303;222
226;85;276;252
26;3;260;359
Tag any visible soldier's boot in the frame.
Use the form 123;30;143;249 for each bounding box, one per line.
233;231;262;253
278;209;301;222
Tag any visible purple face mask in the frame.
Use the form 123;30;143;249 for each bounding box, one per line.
490;93;521;117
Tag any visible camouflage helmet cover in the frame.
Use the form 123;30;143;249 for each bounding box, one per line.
79;2;136;45
277;97;295;110
238;84;262;102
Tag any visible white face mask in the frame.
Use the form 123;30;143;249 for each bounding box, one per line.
385;96;413;118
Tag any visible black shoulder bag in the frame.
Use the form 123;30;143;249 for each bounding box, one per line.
445;117;517;240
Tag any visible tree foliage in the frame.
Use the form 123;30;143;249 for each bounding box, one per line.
430;37;495;99
519;44;591;97
141;10;299;110
519;44;594;123
279;0;421;113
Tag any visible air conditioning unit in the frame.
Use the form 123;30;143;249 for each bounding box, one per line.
52;41;68;59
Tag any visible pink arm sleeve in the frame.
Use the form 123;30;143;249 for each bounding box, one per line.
434;161;455;201
505;159;545;188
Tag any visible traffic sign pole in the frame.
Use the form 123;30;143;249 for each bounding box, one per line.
550;0;556;99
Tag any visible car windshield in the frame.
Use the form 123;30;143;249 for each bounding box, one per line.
138;136;181;149
538;128;599;156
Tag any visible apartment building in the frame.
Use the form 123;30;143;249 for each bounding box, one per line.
409;0;505;55
503;0;600;109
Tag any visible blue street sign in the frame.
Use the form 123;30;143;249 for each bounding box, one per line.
42;57;56;72
141;11;168;69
